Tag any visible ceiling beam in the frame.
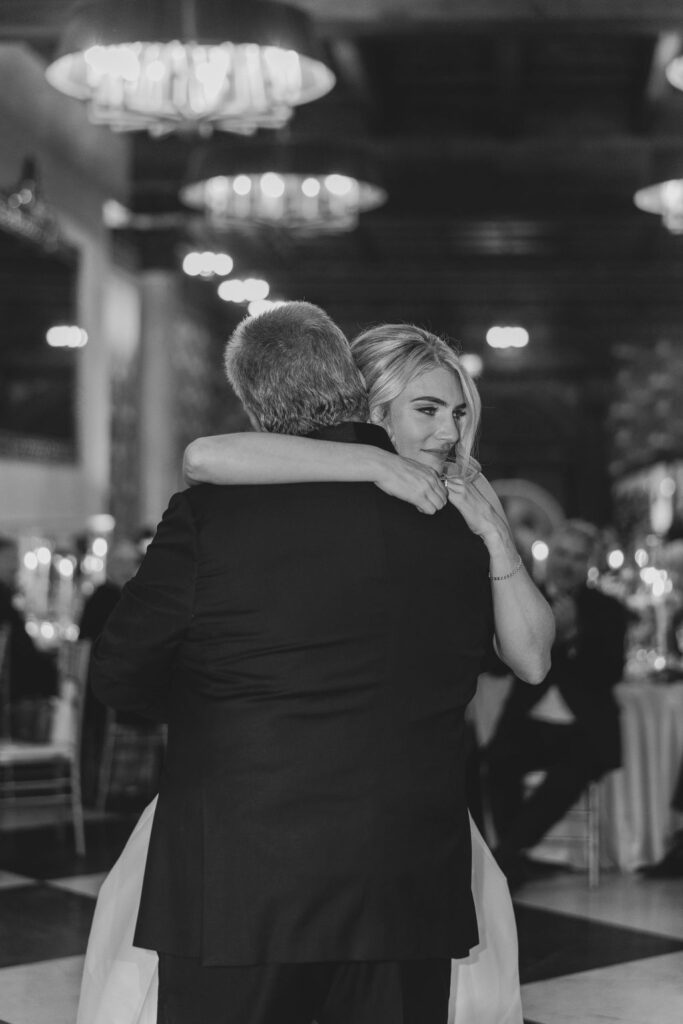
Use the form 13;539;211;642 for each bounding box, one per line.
2;1;683;42
284;0;683;35
0;2;72;41
492;35;524;137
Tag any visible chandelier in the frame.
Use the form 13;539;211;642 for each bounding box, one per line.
181;141;387;234
45;0;335;137
665;53;683;92
634;180;683;234
633;149;683;235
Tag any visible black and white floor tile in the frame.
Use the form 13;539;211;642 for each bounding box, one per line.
0;813;138;1024
0;821;682;1024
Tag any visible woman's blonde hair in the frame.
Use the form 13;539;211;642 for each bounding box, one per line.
351;324;482;470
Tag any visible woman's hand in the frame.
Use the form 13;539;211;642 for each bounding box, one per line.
444;474;509;544
374;453;448;514
447;472;554;684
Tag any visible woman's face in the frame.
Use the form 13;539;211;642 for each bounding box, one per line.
373;366;467;472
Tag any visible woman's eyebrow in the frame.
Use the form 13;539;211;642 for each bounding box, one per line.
410;395;468;412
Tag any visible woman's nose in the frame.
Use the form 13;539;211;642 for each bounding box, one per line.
437;418;460;443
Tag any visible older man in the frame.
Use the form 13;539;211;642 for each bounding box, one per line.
487;519;628;886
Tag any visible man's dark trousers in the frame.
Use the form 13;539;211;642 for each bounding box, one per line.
157;956;452;1024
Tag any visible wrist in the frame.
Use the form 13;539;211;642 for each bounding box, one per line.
482;523;515;557
370;447;395;485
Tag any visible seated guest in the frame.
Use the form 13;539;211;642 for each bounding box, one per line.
0;535;58;739
486;519;628;887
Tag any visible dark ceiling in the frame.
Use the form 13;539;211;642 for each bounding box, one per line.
2;0;683;520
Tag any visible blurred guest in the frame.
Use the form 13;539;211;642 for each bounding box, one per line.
79;539;140;804
0;534;57;739
79;540;140;642
486;519;628;887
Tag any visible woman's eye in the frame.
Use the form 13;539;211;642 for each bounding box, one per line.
416;406;437;416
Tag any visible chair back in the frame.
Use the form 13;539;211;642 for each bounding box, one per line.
0;624;11;740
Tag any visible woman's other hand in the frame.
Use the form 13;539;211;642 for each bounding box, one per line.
444;474;509;545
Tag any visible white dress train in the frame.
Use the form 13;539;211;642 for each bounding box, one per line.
77;800;523;1024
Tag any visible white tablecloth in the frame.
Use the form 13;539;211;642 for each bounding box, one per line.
602;679;683;869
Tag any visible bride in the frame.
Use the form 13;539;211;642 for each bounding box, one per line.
78;323;552;1024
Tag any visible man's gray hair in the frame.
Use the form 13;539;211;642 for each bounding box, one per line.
224;302;369;434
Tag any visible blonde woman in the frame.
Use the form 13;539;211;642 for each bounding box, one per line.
79;322;552;1024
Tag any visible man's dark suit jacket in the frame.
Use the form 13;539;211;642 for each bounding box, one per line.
493;585;628;772
90;423;493;966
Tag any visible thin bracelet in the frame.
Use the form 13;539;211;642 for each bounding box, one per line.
489;554;523;581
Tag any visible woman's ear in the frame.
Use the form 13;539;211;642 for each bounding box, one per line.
370;405;395;445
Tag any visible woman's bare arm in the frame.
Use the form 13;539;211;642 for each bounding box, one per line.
183;433;448;514
445;473;555;684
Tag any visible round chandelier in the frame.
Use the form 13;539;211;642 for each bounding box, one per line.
665;53;683;92
181;142;387;234
634;179;683;234
633;149;683;235
45;0;335;137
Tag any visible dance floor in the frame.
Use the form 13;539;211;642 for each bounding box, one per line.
0;814;682;1024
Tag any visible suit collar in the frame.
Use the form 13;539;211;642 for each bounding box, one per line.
305;421;395;452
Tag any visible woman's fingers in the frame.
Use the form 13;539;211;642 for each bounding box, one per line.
415;468;448;514
377;456;447;512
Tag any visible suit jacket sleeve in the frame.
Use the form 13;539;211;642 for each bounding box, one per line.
89;491;197;721
556;592;628;694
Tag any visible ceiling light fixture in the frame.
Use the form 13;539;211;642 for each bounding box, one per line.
182;250;234;277
182;141;387;234
665;52;683;92
486;326;529;350
217;277;270;303
634;179;683;235
633;149;683;235
45;0;335;137
46;325;89;349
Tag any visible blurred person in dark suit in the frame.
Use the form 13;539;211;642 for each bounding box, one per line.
486;519;628;887
79;540;141;642
79;538;142;804
0;534;57;739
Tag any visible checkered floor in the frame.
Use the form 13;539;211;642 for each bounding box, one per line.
0;816;682;1024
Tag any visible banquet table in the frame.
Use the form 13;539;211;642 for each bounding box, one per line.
601;677;683;870
470;674;683;871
